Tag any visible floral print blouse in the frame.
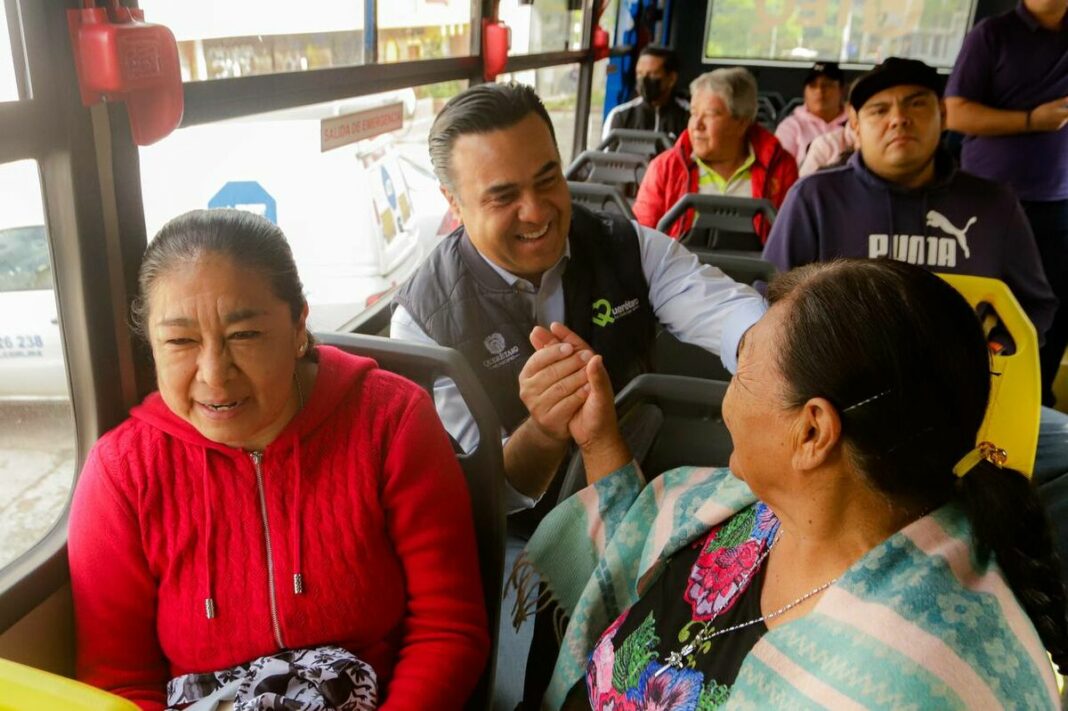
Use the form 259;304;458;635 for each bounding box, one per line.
584;503;780;710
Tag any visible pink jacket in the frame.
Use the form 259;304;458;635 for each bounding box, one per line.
799;124;858;176
774;105;849;166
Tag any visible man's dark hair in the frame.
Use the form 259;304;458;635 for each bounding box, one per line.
638;44;679;74
428;82;556;191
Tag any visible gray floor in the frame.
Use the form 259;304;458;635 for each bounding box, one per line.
494;535;536;711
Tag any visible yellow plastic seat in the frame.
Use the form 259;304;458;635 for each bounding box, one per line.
938;273;1040;477
0;657;138;711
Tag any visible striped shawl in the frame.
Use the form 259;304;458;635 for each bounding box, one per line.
518;463;1058;709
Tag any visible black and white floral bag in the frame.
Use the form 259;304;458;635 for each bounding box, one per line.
165;645;377;711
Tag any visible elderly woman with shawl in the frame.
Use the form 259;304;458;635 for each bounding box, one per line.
517;259;1067;710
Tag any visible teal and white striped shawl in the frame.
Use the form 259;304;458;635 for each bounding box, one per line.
519;463;1058;709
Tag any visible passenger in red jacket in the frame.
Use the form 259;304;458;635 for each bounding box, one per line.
67;209;489;711
633;67;798;243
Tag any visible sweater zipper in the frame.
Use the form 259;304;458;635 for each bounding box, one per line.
250;451;285;649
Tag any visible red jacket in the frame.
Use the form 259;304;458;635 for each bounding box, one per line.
633;125;799;243
68;346;489;711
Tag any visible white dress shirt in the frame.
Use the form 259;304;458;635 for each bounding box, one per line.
390;222;766;511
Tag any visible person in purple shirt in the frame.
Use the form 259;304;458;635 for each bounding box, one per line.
763;57;1068;580
945;0;1068;407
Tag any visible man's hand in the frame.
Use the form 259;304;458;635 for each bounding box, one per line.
1030;96;1068;133
518;323;594;443
531;323;631;483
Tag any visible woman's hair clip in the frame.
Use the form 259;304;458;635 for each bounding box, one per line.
953;441;1008;479
842;389;891;413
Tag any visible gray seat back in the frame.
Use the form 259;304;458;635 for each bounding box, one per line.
314;332;504;711
565;150;649;198
557;374;732;502
657;194;776;252
597;128;673;159
567;181;635;220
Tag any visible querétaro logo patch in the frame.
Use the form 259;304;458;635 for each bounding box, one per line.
484;332;506;355
482;332;520;369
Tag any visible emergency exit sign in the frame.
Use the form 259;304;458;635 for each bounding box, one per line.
321;102;404;152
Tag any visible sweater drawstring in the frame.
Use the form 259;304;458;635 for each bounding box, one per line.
202;448;216;620
291;438;304;596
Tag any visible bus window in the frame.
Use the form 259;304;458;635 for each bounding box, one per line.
498;65;581;166
377;1;474;62
586;0;620;147
0;160;76;571
499;0;584;55
0;1;19;101
138;80;466;333
703;0;977;68
138;0;370;81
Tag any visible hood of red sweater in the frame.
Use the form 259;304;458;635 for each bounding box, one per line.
128;344;378;617
130;344;376;454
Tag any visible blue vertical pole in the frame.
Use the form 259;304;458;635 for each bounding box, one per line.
364;0;378;64
604;0;641;117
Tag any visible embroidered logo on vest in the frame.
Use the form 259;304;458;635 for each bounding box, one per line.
484;332;506;355
592;297;641;327
482;332;520;369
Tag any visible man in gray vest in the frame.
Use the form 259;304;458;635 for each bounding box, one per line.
391;82;763;515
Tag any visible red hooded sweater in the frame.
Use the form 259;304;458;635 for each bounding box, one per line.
68;345;489;711
633;125;799;243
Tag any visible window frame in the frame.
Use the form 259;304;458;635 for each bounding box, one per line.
0;0;602;634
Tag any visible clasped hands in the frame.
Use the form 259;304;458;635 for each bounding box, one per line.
517;322;623;460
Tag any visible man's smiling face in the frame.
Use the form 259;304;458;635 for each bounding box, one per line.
442;112;571;285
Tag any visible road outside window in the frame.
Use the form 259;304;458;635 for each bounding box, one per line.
0;160;77;571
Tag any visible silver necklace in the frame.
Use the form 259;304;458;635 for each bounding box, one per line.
653;529;837;678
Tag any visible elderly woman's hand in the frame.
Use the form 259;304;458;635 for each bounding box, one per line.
532;323;631;485
569;353;631;483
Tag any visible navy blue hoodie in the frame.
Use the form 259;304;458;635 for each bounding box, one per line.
763;150;1057;340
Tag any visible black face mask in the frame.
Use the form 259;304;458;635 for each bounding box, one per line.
638;76;664;103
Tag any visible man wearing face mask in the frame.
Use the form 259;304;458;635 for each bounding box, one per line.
602;45;690;142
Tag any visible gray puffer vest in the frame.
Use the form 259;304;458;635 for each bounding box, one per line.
393;205;656;434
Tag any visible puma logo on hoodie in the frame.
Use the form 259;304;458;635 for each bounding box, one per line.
867;211;978;267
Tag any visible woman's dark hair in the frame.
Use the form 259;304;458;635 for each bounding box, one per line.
428;81;556;192
131;209;315;358
768;258;1067;673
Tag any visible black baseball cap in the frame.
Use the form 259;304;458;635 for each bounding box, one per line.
804;61;844;86
849;57;944;110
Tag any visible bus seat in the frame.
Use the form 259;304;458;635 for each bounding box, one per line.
313;332;506;710
777;96;804;126
692;252;776;285
756;96;777;130
596;128;673;159
759;90;785;113
937;274;1041;476
651;254;774;383
656;194;776;253
567;181;635;220
0;657;138;711
557;375;731;502
564;150;649;199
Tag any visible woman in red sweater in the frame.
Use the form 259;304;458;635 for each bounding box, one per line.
633;67;798;243
67;209;489;710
